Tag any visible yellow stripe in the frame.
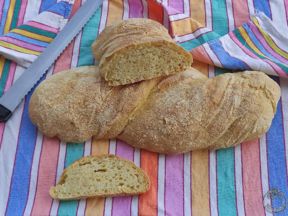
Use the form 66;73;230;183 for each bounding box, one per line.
4;0;16;33
0;56;5;78
0;41;40;55
191;150;210;216
252;17;288;59
11;29;53;43
238;27;265;57
85;139;109;216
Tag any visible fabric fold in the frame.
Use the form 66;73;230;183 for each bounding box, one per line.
191;12;288;78
0;1;73;68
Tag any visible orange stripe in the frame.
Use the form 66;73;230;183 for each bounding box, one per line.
191;46;214;66
85;139;109;216
147;0;163;23
192;60;209;77
0;56;5;78
171;0;205;36
191;150;210;216
139;150;158;216
242;140;265;215
106;0;124;26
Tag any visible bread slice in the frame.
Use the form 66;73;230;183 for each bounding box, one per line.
92;18;192;86
49;155;150;200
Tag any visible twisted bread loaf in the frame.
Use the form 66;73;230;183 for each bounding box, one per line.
29;66;280;154
92;18;192;86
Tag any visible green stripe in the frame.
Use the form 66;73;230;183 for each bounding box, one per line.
10;0;22;30
57;7;102;216
234;29;288;72
78;7;102;66
0;60;11;96
57;143;84;216
17;25;57;38
211;0;229;36
217;147;237;216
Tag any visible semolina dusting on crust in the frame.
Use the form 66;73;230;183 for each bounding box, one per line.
49;155;150;200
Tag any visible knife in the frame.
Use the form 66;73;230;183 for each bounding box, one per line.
0;0;104;122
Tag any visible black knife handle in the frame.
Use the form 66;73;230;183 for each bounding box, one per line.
0;104;12;122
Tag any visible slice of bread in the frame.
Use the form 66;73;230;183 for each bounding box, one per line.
92;18;192;86
49;155;150;200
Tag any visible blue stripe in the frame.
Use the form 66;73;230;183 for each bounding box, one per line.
266;86;288;216
46;2;72;19
243;24;288;69
217;147;237;216
6;32;49;47
5;80;46;215
39;0;57;13
253;0;272;19
209;40;250;70
0;0;11;35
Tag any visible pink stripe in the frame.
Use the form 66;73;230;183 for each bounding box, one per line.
30;137;60;215
112;140;134;216
164;155;184;216
27;21;59;33
242;140;265;216
248;22;288;63
191;46;214;65
128;0;143;17
232;0;249;27
17;0;28;25
285;0;288;22
229;32;288;77
0;36;44;52
166;0;184;15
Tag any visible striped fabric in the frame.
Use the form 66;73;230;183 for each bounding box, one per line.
0;0;288;216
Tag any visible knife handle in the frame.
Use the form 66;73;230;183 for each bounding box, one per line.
0;104;12;122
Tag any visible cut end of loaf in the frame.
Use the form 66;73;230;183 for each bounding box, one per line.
101;42;192;86
49;155;150;200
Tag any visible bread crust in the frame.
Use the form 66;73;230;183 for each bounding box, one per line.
29;66;280;154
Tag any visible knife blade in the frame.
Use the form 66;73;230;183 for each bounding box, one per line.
0;0;104;122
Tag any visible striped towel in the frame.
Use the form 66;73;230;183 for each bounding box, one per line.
0;0;288;216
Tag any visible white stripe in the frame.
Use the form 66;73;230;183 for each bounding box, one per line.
218;35;277;76
49;142;67;216
184;152;191;216
157;154;165;216
209;150;218;216
99;0;109;33
256;13;288;53
175;27;210;43
0;66;26;216
208;65;215;78
226;0;235;31
259;136;273;216
131;149;140;216
269;0;288;30
23;0;43;22
169;0;190;21
204;44;223;68
247;0;255;15
23;132;43;215
234;145;245;216
123;0;129;19
280;78;288;182
205;0;212;30
104;139;116;216
71;32;82;68
141;0;148;18
76;139;92;216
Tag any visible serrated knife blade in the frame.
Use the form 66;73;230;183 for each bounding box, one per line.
0;0;104;122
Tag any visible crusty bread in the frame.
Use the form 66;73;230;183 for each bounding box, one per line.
92;18;192;86
29;66;280;153
49;155;150;200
